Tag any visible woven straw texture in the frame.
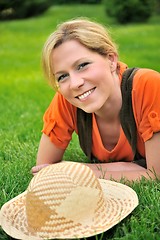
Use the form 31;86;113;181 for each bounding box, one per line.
0;161;138;239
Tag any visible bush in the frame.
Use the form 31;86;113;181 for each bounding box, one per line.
154;0;160;14
103;0;155;24
52;0;101;4
0;0;102;20
0;0;53;20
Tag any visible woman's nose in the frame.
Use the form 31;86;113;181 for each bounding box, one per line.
69;73;84;89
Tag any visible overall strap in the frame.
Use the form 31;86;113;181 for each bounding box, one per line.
120;67;139;157
77;108;92;160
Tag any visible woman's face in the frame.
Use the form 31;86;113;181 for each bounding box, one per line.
52;40;118;113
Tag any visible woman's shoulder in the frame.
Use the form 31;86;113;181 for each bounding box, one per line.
43;92;77;125
136;68;159;78
49;92;76;111
133;68;160;90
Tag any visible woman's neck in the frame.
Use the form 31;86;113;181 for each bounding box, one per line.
95;85;122;123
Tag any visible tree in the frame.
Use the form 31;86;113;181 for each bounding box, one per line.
0;0;52;20
103;0;154;24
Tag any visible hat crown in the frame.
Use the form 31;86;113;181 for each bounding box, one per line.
26;161;107;238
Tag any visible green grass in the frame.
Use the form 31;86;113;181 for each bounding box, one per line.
0;4;160;240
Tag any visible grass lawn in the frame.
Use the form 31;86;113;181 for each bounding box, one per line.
0;3;160;240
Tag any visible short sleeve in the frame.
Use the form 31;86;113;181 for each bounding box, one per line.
42;92;77;149
132;69;160;142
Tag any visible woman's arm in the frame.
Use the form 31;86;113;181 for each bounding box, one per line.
31;133;65;175
32;133;160;181
85;132;160;181
145;132;160;178
85;162;154;181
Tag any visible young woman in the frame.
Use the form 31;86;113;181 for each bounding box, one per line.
32;18;160;181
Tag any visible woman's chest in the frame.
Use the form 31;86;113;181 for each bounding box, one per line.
96;118;121;151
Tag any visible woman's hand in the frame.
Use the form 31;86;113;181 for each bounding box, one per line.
31;164;51;175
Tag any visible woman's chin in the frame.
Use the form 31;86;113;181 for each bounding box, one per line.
80;104;103;114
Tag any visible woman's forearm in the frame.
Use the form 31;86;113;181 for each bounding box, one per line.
36;133;64;165
85;162;155;181
31;133;64;175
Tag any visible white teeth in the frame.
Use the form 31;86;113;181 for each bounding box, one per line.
78;89;93;100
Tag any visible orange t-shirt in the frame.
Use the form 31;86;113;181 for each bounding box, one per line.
42;62;160;162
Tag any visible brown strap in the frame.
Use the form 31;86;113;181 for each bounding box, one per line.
77;108;92;160
120;67;139;157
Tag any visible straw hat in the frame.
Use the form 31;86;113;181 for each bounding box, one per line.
0;161;138;240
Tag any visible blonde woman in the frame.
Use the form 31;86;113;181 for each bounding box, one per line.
32;18;160;181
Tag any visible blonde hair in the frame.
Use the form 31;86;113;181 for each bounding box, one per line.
42;18;118;90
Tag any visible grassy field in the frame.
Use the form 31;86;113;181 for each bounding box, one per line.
0;4;160;240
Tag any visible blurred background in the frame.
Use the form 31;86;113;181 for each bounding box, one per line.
0;1;160;239
0;0;159;23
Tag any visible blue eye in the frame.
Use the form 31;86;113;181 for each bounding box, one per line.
57;73;68;82
78;62;90;70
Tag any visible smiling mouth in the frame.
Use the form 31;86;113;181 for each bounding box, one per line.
77;88;95;100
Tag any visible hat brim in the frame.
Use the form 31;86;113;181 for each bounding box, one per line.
0;179;138;239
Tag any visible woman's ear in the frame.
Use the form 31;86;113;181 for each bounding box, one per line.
108;53;118;72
